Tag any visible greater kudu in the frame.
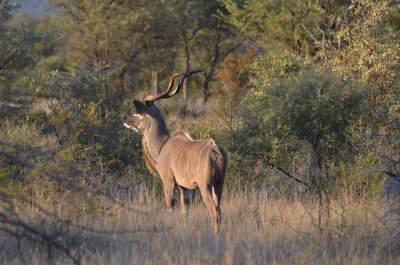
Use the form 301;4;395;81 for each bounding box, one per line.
124;71;227;233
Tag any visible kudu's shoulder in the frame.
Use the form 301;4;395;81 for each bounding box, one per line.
170;132;216;146
171;129;192;140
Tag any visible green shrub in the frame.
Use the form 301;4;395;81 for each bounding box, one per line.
227;58;382;194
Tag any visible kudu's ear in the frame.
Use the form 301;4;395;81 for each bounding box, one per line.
133;100;148;114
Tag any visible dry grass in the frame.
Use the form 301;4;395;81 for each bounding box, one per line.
1;187;399;265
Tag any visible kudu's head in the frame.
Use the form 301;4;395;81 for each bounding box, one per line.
124;101;161;134
124;71;203;134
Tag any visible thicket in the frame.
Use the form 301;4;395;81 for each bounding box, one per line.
1;0;398;201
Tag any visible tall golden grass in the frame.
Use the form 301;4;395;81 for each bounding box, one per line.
1;186;399;265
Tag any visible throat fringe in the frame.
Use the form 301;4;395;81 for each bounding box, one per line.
142;137;159;177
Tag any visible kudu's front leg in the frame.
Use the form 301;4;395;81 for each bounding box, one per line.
162;179;175;223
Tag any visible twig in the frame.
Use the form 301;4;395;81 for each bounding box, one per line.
206;102;232;131
269;163;310;187
301;22;318;43
313;18;326;55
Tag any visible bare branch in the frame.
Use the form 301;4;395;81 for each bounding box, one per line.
269;163;310;187
207;101;232;131
301;22;318;43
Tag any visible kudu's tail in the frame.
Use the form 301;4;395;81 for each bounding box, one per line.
210;144;227;209
213;144;227;183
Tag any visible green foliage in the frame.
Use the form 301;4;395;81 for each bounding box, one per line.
249;52;312;87
327;0;400;180
220;0;347;55
46;0;237;102
0;0;19;24
28;65;140;168
0;6;55;97
228;57;379;192
331;0;400;104
1;64;152;204
0;120;57;197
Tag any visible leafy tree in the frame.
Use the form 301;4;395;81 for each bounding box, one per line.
328;1;400;102
29;66;138;166
210;51;255;131
221;0;400;189
328;0;400;179
230;57;373;191
48;0;239;104
219;0;348;56
0;0;53;110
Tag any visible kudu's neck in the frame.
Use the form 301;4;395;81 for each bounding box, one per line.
143;116;169;161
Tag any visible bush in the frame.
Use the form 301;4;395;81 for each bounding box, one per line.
1;66;157;203
227;58;383;195
28;66;142;168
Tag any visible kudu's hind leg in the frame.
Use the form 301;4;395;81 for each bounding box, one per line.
199;184;221;234
212;181;224;229
179;187;190;223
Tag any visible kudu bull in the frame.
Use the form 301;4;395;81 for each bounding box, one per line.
124;71;227;233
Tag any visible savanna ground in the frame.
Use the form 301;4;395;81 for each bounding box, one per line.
1;182;400;264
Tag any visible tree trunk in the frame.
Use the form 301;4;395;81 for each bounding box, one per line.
151;70;161;94
119;50;139;97
182;30;191;107
203;36;221;102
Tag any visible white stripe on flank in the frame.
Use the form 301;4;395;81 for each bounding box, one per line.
176;142;190;178
203;145;212;181
173;142;186;167
186;143;196;177
196;141;210;177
